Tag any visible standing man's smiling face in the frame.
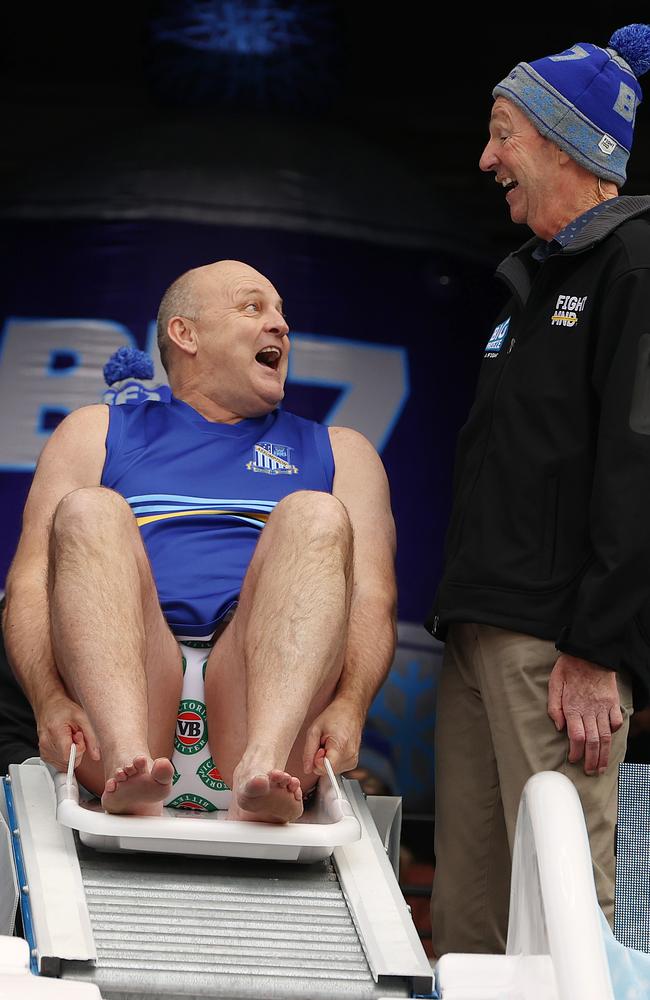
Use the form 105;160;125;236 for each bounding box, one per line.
479;97;564;240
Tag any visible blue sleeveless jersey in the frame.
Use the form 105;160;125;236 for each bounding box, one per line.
101;397;335;637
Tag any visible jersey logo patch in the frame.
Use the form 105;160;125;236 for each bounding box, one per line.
484;317;510;358
550;294;588;328
246;442;299;475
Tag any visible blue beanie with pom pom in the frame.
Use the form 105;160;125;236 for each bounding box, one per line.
102;346;172;406
103;346;154;387
493;24;650;186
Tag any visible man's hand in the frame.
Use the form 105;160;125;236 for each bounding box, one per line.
303;696;365;776
547;653;623;775
36;695;101;772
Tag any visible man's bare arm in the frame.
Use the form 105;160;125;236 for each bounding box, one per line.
3;405;108;767
303;426;397;774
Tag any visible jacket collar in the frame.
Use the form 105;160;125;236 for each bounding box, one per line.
495;196;650;305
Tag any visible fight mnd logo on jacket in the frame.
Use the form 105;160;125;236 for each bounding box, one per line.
550;294;589;327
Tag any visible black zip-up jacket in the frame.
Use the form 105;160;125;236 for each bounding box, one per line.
427;197;650;701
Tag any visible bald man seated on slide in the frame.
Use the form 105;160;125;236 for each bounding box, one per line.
2;260;397;822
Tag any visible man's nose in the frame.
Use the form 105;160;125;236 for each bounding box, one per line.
267;310;289;337
479;138;498;173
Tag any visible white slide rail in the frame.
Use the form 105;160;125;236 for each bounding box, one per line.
507;770;613;999
437;771;614;1000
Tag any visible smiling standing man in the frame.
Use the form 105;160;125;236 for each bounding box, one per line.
3;259;397;822
426;25;650;954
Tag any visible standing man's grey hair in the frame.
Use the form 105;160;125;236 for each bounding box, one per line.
156;270;200;374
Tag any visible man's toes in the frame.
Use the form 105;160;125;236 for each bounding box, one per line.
151;758;174;785
133;755;148;774
240;774;269;799
289;780;302;801
105;778;117;793
115;768;128;783
123;763;138;777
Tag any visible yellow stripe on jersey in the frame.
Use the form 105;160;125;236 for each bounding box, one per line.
136;509;270;527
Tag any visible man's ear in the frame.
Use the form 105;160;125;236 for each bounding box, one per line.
168;316;198;357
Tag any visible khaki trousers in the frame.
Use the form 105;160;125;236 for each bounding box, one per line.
431;623;632;957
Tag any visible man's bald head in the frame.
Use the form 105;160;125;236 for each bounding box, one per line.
156;260;270;375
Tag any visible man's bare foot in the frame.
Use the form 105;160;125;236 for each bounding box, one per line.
226;768;304;823
101;755;173;816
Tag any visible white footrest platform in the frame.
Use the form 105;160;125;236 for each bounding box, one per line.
55;756;361;862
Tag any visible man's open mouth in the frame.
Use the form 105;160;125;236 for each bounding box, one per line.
501;178;518;194
255;346;282;371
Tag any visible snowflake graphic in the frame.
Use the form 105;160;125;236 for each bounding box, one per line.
147;0;341;110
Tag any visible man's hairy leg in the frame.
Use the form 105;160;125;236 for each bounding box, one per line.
205;491;353;823
49;486;182;815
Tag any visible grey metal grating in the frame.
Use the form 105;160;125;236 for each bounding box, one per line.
614;763;650;951
61;841;408;999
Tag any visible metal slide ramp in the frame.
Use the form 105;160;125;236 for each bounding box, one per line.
66;845;403;999
1;762;433;1000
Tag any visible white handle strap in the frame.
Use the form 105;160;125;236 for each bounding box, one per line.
323;756;342;799
66;742;77;786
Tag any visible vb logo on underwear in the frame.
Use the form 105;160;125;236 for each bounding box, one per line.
166;792;216;812
197;757;230;791
175;699;208;754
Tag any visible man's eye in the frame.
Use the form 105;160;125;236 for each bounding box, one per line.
244;303;259;313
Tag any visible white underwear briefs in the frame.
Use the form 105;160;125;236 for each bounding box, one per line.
164;641;231;812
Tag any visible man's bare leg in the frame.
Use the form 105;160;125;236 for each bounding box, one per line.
49;487;182;815
204;491;353;822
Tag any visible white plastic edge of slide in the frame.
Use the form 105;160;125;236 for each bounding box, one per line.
507;770;614;1000
55;746;361;851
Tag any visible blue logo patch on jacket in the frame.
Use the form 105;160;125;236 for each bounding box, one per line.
484;318;510;356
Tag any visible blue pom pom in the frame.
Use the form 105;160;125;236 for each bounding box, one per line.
609;24;650;78
103;347;154;386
